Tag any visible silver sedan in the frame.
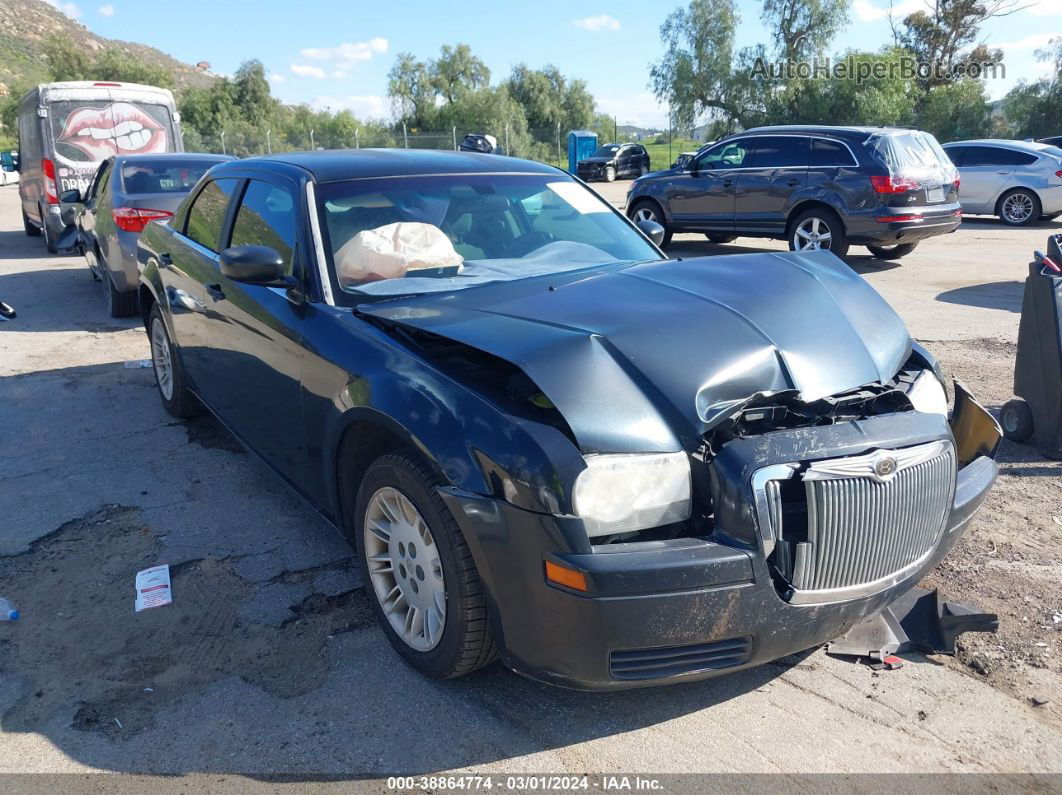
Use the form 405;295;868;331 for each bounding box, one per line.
943;139;1062;226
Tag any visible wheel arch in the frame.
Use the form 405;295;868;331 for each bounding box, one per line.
627;195;668;223
994;186;1041;216
785;199;847;238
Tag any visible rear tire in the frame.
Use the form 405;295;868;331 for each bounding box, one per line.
628;200;672;248
997;189;1041;227
103;267;138;318
1000;399;1034;442
706;233;737;244
148;304;202;419
354;452;497;679
788;207;849;258
866;242;919;259
22;207;41;237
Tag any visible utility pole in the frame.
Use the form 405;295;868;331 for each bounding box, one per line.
310;129;315;150
505;124;510;156
403;123;409;149
354;128;360;149
265;129;271;154
219;130;226;156
452;126;457;151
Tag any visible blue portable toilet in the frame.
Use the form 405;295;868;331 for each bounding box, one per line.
567;130;598;174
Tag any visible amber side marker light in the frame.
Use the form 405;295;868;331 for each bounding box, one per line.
545;560;589;592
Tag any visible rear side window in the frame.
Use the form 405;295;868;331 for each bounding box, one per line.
748;136;810;168
183;178;239;252
122;160;223;194
697;140;751;169
812;138;857;167
944;147;966;167
229;180;298;275
961;147;1034;167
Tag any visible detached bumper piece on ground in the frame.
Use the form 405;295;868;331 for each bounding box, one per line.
1001;235;1062;459
826;586;999;667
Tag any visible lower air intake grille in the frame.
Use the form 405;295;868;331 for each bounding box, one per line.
609;636;752;680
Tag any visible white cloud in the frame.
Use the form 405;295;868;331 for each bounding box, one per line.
300;38;388;63
572;14;620;32
43;0;82;18
995;33;1060;51
310;94;390;120
269;73;285;83
291;64;327;79
98;3;113;15
332;70;349;79
1026;1;1062;16
853;0;925;23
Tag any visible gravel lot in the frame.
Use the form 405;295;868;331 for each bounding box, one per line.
1;181;1061;779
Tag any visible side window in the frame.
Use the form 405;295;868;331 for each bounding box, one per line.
963;147;1010;167
696;140;750;169
748;136;810;168
813;138;857;167
229;180;298;275
1013;151;1038;166
183;178;239;252
88;161;111;200
944;147;966;167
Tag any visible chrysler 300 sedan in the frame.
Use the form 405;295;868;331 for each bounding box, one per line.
136;150;1001;689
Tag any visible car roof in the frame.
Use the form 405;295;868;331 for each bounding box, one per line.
234;149;563;182
944;139;1056;153
115;152;236;164
738;124;916;139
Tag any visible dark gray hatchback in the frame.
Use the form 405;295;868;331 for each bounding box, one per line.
626;125;962;259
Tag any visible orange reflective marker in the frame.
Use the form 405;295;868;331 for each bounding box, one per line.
544;560;589;592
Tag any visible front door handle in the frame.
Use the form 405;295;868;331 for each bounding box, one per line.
723;179;735;188
158;252;172;268
205;283;225;301
787;178;801;187
996;170;1009;175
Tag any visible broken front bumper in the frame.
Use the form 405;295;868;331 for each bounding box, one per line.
440;409;999;690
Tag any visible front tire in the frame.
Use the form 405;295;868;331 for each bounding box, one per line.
789;208;849;258
1001;399;1034;442
354;452;496;679
706;233;737;244
148;304;202;418
41;208;57;253
604;165;616;182
998;189;1041;227
629;200;673;248
866;242;919;259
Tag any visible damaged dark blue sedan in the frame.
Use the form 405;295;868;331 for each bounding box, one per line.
136;150;1001;689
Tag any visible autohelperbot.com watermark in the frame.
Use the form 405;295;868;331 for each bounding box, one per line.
749;56;1005;84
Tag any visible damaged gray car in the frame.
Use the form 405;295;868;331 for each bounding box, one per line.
135;150;1002;689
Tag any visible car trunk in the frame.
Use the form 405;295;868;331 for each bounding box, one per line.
867;130;960;209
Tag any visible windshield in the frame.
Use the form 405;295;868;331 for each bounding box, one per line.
317;174;659;297
591;145;620;158
121;159;224;194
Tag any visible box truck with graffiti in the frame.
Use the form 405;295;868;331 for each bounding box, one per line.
16;81;184;251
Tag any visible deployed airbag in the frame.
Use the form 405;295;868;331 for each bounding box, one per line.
336;222;463;286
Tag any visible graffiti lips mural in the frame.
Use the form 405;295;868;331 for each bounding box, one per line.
58;102;168;162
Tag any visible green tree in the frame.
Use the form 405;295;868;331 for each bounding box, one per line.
918;78;992;140
431;44;490;105
387;52;435;128
1003;37;1062;138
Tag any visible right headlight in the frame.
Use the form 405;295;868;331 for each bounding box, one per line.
573;452;692;538
908;369;949;416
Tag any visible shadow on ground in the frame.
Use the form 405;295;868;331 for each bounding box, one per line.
936;281;1023;313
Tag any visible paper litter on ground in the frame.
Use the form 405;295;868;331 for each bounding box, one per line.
134;564;172;612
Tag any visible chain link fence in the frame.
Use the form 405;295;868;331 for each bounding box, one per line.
183;122;699;173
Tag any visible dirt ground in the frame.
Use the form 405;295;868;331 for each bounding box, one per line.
2;183;1062;777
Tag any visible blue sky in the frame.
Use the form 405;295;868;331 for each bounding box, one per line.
48;0;1062;127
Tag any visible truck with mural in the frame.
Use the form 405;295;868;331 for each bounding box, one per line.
16;81;184;251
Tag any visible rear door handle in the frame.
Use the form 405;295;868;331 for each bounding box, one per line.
723;179;735;187
996;170;1009;175
787;178;801;187
205;283;225;301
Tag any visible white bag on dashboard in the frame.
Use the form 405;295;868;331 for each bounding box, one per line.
336;222;463;286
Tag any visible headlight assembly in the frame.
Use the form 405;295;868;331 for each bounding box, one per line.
573;452;692;538
908;369;949;416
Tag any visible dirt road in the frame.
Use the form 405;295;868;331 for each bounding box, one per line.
1;184;1060;778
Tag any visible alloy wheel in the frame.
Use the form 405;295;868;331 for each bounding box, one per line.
150;317;174;401
632;206;658;224
363;486;447;652
1002;192;1034;225
793;217;833;251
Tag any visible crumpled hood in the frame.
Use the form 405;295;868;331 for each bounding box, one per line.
578;157;615;166
359;250;912;453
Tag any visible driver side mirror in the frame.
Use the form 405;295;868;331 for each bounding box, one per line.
636;219;666;247
220;245;286;284
58;189;84;227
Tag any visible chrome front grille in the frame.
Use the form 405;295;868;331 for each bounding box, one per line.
758;440;956;605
